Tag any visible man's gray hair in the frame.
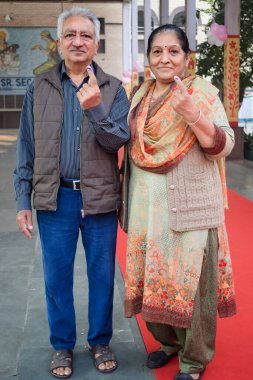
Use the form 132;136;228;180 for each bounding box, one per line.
57;6;100;41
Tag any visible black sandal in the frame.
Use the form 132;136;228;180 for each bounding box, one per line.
147;350;177;368
89;344;118;373
50;349;73;379
174;368;206;380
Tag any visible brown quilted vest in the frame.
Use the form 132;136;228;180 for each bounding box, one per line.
33;62;122;214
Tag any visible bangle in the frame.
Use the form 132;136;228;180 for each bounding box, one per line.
187;109;201;126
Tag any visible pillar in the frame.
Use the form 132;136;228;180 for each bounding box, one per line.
224;0;242;159
160;0;170;25
224;0;240;126
144;0;152;81
186;0;197;76
131;0;139;87
123;1;132;74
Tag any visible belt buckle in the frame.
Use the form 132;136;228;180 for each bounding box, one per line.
73;180;80;190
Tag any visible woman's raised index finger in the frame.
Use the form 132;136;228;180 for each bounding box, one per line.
174;76;187;94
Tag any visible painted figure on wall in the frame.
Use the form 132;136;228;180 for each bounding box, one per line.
0;29;8;52
0;29;20;75
32;30;61;75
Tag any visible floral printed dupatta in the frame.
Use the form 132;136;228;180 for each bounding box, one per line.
129;78;196;173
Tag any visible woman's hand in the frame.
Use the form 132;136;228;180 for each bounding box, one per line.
171;76;200;124
171;76;216;148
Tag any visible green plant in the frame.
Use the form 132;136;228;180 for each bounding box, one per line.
197;0;253;103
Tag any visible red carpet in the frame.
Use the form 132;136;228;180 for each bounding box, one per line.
116;188;253;379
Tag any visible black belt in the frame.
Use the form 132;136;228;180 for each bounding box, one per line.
60;178;80;190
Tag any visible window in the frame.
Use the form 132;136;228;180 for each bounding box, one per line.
98;39;105;54
138;9;155;33
137;7;159;53
98;18;105;35
98;18;105;54
173;11;186;29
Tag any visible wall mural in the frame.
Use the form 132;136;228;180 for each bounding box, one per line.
0;27;60;95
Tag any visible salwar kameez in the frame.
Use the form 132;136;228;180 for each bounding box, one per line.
124;75;236;374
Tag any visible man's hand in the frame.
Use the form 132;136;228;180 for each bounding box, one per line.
76;66;102;109
16;210;33;239
171;76;199;124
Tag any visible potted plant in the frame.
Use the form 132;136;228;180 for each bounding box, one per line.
244;132;253;161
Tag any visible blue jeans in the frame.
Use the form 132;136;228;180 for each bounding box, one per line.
37;186;118;350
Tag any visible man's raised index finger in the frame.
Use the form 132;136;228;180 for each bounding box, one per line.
174;76;187;94
87;65;98;86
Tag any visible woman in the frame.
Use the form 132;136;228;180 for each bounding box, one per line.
124;24;236;380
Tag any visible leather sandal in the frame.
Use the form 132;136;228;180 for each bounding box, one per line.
50;349;73;379
147;350;177;369
89;344;118;373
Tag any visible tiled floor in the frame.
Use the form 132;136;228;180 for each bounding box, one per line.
226;158;253;201
0;128;252;380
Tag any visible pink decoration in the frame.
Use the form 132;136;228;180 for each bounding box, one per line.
207;22;228;47
210;22;220;34
122;76;131;84
122;71;132;84
123;71;132;78
133;60;144;72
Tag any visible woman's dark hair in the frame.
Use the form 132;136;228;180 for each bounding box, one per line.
147;24;190;56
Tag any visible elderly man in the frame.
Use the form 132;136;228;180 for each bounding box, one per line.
14;6;129;378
